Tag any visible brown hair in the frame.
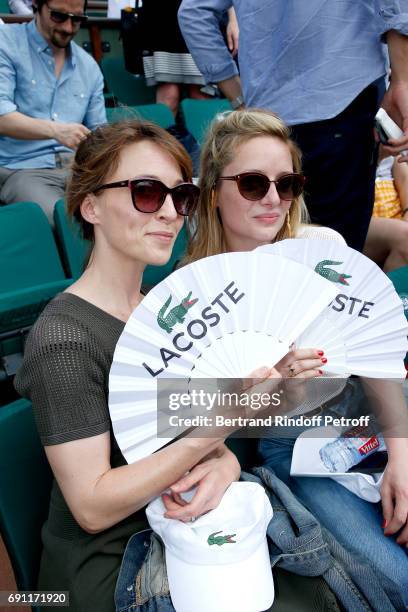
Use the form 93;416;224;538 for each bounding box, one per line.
66;119;193;242
184;108;308;264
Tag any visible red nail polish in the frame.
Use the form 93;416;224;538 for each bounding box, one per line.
381;519;387;529
318;350;324;356
321;357;327;364
318;370;323;375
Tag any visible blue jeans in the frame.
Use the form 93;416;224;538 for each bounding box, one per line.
259;437;408;606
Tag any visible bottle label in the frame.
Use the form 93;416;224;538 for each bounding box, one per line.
358;435;380;456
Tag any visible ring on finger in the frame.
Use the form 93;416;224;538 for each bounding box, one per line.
190;516;196;522
288;366;296;377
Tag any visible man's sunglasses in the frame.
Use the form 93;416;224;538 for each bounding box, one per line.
218;172;305;201
93;178;200;216
46;4;88;24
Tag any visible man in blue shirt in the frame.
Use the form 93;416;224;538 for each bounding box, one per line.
0;0;106;223
178;1;408;251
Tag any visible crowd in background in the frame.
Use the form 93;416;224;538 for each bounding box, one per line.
1;0;408;271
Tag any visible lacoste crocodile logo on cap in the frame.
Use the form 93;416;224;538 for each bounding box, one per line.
207;531;237;546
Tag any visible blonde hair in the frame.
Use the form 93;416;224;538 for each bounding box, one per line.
184;108;308;264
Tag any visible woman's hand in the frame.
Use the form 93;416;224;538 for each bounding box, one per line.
381;443;408;546
275;347;326;379
226;7;239;57
273;347;325;412
162;445;240;522
163;366;278;521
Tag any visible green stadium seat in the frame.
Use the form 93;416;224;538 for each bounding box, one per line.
0;0;10;12
0;202;71;379
387;265;408;367
180;98;232;145
387;266;408;316
53;199;188;288
106;103;174;129
0;202;68;293
101;57;156;106
53;199;90;280
0;398;53;603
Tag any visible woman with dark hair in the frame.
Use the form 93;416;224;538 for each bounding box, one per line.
14;120;243;611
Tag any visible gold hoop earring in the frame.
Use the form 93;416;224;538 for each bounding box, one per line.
286;212;292;238
210;188;217;209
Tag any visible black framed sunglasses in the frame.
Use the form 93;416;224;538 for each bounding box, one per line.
93;178;200;216
218;172;305;201
46;3;88;24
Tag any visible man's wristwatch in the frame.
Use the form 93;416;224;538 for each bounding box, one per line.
230;95;244;110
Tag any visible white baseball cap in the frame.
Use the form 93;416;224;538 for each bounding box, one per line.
146;481;274;612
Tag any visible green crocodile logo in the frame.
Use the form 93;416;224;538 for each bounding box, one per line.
207;531;237;546
315;260;352;286
157;291;198;333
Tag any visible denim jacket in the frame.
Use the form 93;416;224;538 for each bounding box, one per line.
115;467;404;612
242;465;404;612
115;528;173;612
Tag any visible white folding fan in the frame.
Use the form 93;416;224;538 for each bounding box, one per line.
256;240;408;378
109;251;338;463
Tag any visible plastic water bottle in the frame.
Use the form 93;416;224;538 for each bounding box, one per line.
320;428;386;473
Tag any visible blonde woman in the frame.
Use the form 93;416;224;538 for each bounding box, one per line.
185;108;408;602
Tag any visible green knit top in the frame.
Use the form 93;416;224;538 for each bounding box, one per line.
14;292;147;612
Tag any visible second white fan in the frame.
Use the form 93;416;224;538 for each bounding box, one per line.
257;240;408;377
